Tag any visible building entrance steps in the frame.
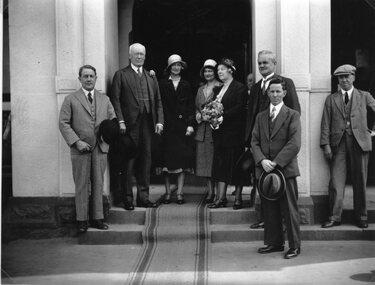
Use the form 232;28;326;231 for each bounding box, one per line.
79;184;375;245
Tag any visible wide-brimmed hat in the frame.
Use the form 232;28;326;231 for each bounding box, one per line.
200;59;217;79
257;169;286;201
98;119;120;144
166;54;187;70
109;133;137;171
233;149;254;186
333;64;356;76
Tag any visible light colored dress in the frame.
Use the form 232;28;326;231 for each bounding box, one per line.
195;81;221;177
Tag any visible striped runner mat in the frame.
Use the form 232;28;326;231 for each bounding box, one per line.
127;189;209;285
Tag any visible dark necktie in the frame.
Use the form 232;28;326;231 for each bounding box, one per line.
137;68;142;78
344;92;349;105
88;92;93;104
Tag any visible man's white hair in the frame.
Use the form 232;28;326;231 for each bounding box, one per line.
258;50;277;64
129;43;146;55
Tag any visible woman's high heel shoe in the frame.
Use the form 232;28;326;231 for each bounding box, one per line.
163;194;171;204
233;199;243;210
205;194;215;204
177;194;185;205
208;199;227;208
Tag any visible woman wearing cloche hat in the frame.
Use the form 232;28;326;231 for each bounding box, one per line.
208;58;248;210
195;59;222;203
159;54;196;205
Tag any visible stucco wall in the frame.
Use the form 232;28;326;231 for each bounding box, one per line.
9;0;59;196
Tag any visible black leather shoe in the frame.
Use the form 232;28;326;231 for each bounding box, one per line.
208;199;227;208
91;220;109;230
138;201;158;208
176;194;185;205
321;220;341;228
357;221;368;229
284;247;301;259
124;202;135;211
163;194;171;204
250;221;264;229
258;245;284;254
233;200;243;210
77;221;88;233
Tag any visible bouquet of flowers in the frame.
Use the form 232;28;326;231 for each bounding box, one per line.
201;100;224;129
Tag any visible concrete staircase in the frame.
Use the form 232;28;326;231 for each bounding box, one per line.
78;185;375;245
210;195;375;243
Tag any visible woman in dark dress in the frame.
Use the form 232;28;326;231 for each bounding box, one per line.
195;59;222;203
208;58;248;209
159;54;196;204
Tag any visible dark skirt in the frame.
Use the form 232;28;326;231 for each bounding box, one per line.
212;145;247;185
163;129;195;171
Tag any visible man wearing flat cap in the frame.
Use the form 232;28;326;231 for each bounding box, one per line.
320;64;375;229
251;78;302;259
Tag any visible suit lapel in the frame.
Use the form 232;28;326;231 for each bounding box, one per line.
94;90;103;119
271;105;288;139
351;88;360;111
75;89;92;116
333;92;345;118
124;67;139;102
260;111;270;140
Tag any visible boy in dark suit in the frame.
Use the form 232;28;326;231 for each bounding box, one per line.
251;78;302;259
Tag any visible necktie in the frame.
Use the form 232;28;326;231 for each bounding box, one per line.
344;92;349;105
270;106;276;122
137;68;142;77
88;92;93;104
261;79;266;95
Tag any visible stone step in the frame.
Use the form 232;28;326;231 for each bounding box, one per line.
210;223;375;243
78;224;143;245
106;206;146;225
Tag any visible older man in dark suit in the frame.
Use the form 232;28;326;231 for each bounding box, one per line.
251;78;301;259
111;43;164;210
59;65;116;233
246;50;301;229
320;64;375;229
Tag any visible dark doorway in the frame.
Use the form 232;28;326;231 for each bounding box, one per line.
132;0;251;91
331;0;375;184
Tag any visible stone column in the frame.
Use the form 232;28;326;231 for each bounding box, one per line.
309;0;331;195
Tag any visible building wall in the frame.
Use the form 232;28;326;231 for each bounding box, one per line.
9;0;59;196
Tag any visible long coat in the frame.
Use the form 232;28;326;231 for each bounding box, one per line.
159;78;196;170
212;80;248;148
245;74;300;146
320;88;375;152
251;104;301;179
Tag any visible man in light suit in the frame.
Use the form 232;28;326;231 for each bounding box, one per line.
111;43;164;210
59;65;116;233
245;50;301;229
251;78;301;259
320;64;375;229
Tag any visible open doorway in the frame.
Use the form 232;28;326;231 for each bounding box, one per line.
331;0;375;184
131;0;251;91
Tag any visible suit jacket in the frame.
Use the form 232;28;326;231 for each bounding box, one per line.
110;65;164;130
212;80;247;148
245;74;300;146
320;88;375;152
59;88;116;154
251;104;301;179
